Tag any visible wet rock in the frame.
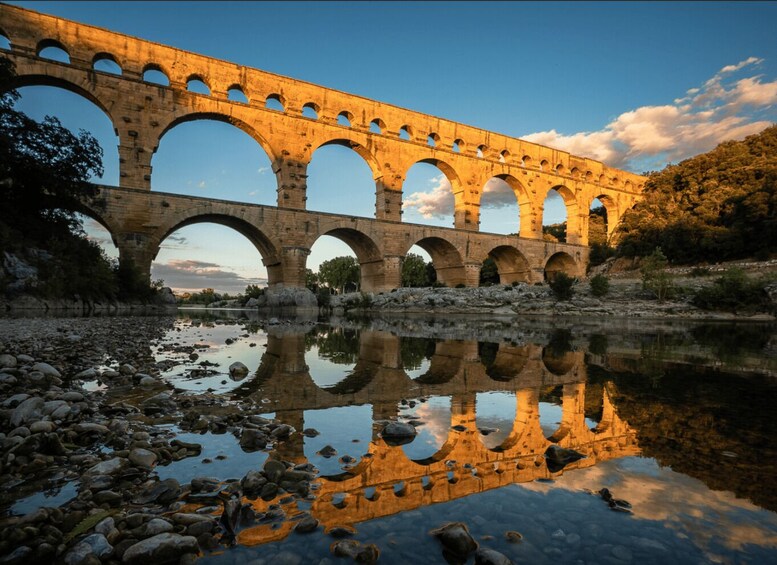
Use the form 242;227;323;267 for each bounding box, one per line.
119;364;136;375
294;514;319;534
317;445;337;458
270;424;293;439
544;445;586;473
74;423;110;435
259;482;278;501
29;420;55;433
327;525;356;538
31;362;60;378
505;531;523;543
74;368;97;379
330;539;379;563
302;428;320;437
128;448;158;469
228;362;249;380
87;457;127;476
0;353;17;368
263;459;287;483
381;421;417;446
475;548;513;565
132;478;181;505
10;397;44;427
239;428;268;450
65;533;113;565
1;545;32;564
141;392;177;415
241;470;267;494
93;490;123;506
121;533;198;565
142;518;174;536
430;522;478;558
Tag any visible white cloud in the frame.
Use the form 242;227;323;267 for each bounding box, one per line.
523;56;776;172
257;166;270;175
197;180;206;189
402;174;453;219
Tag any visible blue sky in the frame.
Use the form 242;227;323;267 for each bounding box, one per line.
6;1;777;293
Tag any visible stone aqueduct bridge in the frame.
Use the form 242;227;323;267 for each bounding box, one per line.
222;330;640;545
1;5;647;289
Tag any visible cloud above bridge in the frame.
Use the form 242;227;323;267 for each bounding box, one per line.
403;57;776;219
524;56;777;172
151;259;266;295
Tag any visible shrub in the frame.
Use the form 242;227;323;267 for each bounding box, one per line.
692;268;771;312
549;272;576;301
589;274;610;297
316;287;331;308
640;248;674;301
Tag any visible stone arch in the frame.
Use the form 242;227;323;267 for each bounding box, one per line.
544;252;577;281
405;157;466;228
91;52;122;75
314;138;382;183
36;38;69;62
590;193;619;241
483;245;531;284
486;344;530;380
545;185;580;243
310;227;384;292
141;63;170;86
406;237;466;287
337;110;353;127
155;111;278;165
152;213;283;284
265;93;285;111
185;74;210;95
226;84;248;103
370;118;386;134
484;174;534;238
302;101;320;119
5;73;117;126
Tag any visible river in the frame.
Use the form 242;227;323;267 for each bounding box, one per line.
1;311;776;564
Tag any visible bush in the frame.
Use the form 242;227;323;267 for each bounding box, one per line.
589;274;610;297
549;272;576;301
316;287;331;309
692;268;771;312
640;248;674;301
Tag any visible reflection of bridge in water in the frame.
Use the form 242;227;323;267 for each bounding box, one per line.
225;329;639;547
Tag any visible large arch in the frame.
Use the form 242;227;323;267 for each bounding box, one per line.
151;113;277;205
151;213;282;285
307;139;381;218
401;158;466;229
484;245;531;284
589;193;618;241
308;227;384;292
405;237;467;287
542;185;580;244
481;174;534;238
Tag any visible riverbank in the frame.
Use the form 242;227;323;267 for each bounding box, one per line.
331;262;777;321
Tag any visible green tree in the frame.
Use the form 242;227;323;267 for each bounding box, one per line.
318;256;359;294
589;274;610;297
305;268;318;291
479;257;499;286
245;284;264;299
640;248;673;301
543;222;567;243
402;253;430;287
549;272;575;301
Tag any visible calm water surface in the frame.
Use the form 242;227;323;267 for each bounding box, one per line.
8;312;777;563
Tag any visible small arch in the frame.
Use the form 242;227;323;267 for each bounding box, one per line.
570;167;581;179
477;145;487;159
311;228;384;292
598;174;607;184
265;93;285;112
142;64;170;86
555;163;566;176
369;118;385;134
521;155;531;168
399;125;413;141
186;75;210;95
92;53;122;75
406;237;467;287
0;31;10;51
302;102;320;119
452;139;464;153
544;252;577;282
226;85;248;103
486;245;531;284
585;170;594;180
427;133;440;147
499;150;510;164
540;159;549;171
337;111;353;127
611;176;621;187
36;39;70;63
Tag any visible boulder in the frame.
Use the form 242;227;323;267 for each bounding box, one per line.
121;533;198;565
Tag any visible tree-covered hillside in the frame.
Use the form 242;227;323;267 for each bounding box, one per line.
615;125;777;263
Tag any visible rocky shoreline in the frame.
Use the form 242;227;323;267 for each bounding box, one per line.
0;317;342;564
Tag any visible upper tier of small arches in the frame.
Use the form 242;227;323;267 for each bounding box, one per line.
0;17;643;192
